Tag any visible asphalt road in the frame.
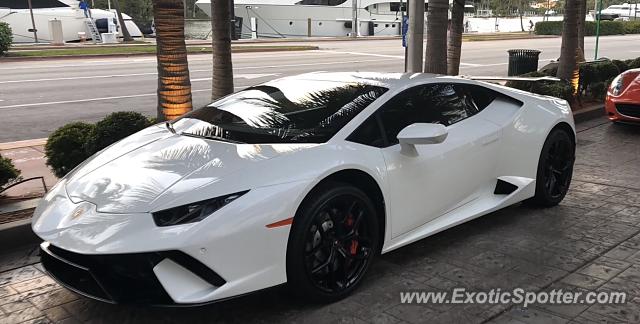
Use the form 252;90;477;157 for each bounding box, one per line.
1;35;639;142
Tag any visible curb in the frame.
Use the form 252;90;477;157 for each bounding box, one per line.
573;105;606;123
0;138;47;151
0;219;39;253
1;45;319;62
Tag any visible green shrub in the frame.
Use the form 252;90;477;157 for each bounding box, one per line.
0;154;20;188
598;21;626;35
0;22;12;56
612;60;630;73
624;21;640;34
90;112;152;152
505;71;573;101
533;81;574;101
578;61;620;99
535;21;563;35
584;61;620;84
45;122;96;178
589;81;607;100
536;21;638;36
628;57;640;69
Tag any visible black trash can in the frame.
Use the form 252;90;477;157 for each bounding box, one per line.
507;49;542;76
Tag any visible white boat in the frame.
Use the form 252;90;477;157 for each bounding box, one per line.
599;3;640;20
0;0;143;43
196;0;413;38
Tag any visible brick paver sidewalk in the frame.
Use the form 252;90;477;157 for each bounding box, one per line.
0;140;56;199
0;117;639;324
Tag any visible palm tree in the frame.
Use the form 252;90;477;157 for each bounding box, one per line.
447;0;465;75
577;0;587;57
556;0;580;96
210;0;234;100
424;0;449;74
112;0;133;42
152;0;193;121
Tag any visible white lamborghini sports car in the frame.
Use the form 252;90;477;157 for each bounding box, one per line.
32;72;576;305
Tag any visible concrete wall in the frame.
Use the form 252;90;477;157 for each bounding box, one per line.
185;19;212;40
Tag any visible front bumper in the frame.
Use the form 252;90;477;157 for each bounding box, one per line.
605;95;640;123
40;242;225;305
33;179;309;304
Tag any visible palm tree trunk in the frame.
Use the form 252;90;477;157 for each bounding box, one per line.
556;0;580;97
577;0;586;56
447;0;464;76
211;0;234;100
152;0;193;121
424;0;449;74
112;0;133;42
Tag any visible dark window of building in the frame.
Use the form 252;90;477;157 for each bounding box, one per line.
389;2;407;12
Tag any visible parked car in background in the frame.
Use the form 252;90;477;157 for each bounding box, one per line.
606;68;640;123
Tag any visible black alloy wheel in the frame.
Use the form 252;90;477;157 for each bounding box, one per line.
286;183;379;302
529;128;575;207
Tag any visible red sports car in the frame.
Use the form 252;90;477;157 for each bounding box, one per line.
606;68;640;123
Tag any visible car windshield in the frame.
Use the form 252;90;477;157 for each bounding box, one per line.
173;79;388;144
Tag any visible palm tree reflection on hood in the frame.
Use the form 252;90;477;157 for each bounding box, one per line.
176;82;388;144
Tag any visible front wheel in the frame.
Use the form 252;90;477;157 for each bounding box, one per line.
528;128;575;207
286;183;379;303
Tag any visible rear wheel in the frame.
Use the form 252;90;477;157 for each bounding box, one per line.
528;128;575;207
286;183;379;303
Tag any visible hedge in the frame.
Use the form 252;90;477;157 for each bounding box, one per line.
0;22;11;56
505;71;574;101
624;21;640;34
0;154;20;189
506;55;640;102
45;112;154;178
535;21;639;36
45;122;96;178
89;111;153;152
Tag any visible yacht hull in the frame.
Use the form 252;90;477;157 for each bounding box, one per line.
0;7;143;43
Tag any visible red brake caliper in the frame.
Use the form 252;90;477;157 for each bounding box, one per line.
346;214;358;255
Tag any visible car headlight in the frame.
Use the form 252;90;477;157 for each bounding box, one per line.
610;74;624;96
152;190;249;227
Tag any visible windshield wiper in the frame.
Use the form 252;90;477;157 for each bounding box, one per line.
165;122;176;134
180;132;245;144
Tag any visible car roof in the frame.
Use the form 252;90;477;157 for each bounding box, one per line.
265;72;442;89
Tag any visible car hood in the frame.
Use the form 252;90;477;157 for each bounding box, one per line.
64;125;317;213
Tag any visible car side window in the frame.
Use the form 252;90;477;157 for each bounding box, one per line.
378;83;472;145
347;83;498;148
347;115;386;148
458;84;499;112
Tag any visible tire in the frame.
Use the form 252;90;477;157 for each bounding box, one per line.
286;182;380;303
527;127;575;207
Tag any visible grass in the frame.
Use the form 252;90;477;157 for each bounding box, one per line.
4;45;318;58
